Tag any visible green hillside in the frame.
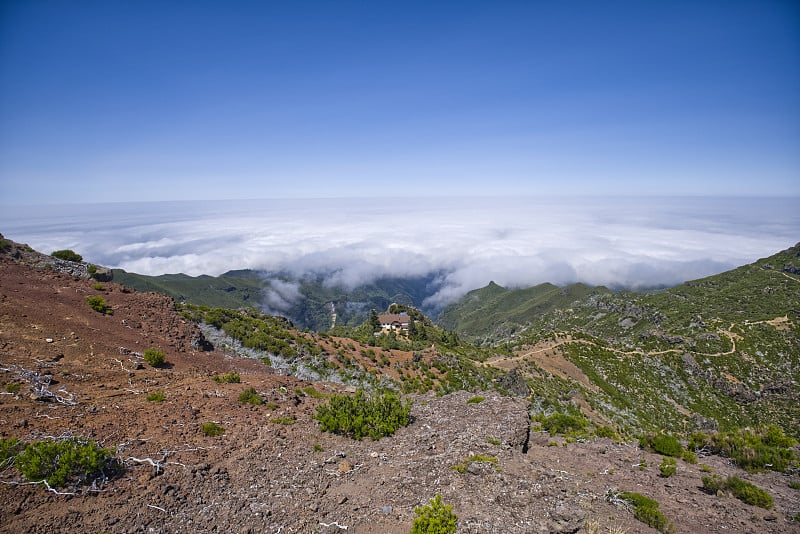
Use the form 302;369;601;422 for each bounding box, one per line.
443;243;800;438
436;281;611;343
113;269;265;309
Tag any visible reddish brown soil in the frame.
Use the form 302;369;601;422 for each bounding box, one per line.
1;237;799;533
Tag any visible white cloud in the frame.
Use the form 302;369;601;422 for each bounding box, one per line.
1;196;797;308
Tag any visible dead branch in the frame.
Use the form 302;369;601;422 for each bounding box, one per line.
147;504;167;512
319;521;348;530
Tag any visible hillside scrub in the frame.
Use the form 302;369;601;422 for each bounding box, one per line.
51;249;83;262
619;491;675;534
702;475;774;509
85;295;112;315
13;437;117;489
314;389;411;441
411;494;458;534
143;347;166;367
689;426;796;472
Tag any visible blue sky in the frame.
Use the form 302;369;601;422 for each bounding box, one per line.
1;1;799;204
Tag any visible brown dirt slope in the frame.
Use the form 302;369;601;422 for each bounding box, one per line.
1;235;799;533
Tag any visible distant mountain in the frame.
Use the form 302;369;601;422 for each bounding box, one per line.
437;281;611;343
113;269;442;331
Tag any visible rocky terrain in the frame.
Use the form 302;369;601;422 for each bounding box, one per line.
1;235;799;533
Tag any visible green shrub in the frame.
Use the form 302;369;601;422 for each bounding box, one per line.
595;425;618;439
143;347;166;367
213;372;241;383
51;249;82;262
92;282;104;291
301;385;326;398
620;492;675;534
641;433;683;457
85;295;112;315
487;437;501;446
238;387;263;405
681;449;698;464
201;422;224;437
466;395;485;404
0;437;22;468
314;389;411;441
146;391;165;402
5;383;20;394
539;413;588;435
411;494;458;534
14;438;116;488
87;264;97;277
789;481;800;490
659;456;677;477
692;426;795;472
702;475;773;509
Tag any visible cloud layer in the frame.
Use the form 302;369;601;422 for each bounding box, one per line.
2;196;797;308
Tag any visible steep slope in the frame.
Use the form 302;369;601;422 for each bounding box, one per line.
437;281;611;343
470;243;800;437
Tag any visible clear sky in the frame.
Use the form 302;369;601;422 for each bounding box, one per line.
1;1;799;204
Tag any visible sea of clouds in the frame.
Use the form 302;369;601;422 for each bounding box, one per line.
1;196;797;309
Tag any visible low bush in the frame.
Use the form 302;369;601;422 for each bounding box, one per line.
213;372;241;383
143;347;166;367
659;456;677;477
538;413;588;435
641;433;683;457
92;283;104;291
5;383;20;394
51;249;82;262
146;391;165;402
238;387;263;405
14;438;116;488
0;437;22;468
411;494;458;534
85;295;112;315
702;475;773;509
690;426;795;472
314;389;411;441
201;422;224;437
620;492;675;534
466;396;485;404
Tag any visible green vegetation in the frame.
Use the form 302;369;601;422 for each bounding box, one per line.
300;385;326;398
213;371;241;383
640;433;683;457
536;412;589;436
85;295;112;315
92;282;104;291
659;456;677;477
146;390;165;402
466;395;485;404
5;383;20;394
14;438;116;488
789;481;800;490
619;491;675;534
201;422;225;437
271;416;296;425
314;389;411;441
689;426;796;472
487;437;501;446
51;249;82;262
143;347;166;367
451;454;500;474
411;494;458;534
0;437;22;468
702;475;774;509
238;387;263;405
